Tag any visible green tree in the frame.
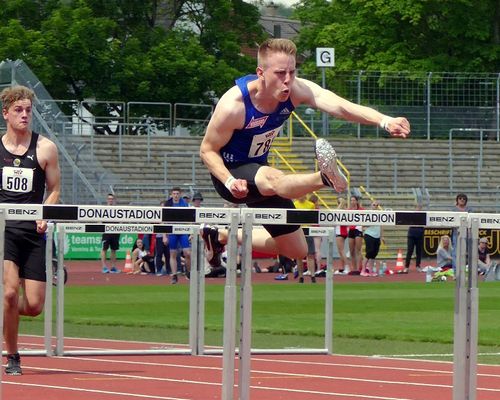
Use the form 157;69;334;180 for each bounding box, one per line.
294;0;500;73
0;0;264;105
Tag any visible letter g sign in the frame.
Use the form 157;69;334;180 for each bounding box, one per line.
316;48;335;67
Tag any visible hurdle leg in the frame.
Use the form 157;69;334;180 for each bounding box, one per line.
325;229;335;354
44;223;54;356
0;210;5;399
238;212;253;400
55;225;66;355
189;231;201;355
196;234;206;355
453;216;472;400
465;218;479;399
221;212;240;400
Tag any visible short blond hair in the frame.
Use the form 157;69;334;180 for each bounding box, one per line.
257;38;297;67
1;85;34;111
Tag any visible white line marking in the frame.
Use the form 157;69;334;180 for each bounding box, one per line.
20;364;222;386
4;381;189;400
249;356;500;379
50;357;461;390
252;384;417;400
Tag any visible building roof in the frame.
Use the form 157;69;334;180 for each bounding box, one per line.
259;15;301;40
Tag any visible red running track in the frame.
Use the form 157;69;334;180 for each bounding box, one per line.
3;335;500;399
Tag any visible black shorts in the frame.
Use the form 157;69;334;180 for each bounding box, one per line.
348;228;363;239
364;234;381;259
4;227;47;282
102;234;120;251
211;163;300;238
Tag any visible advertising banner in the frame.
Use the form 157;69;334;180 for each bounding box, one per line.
423;228;500;256
61;233;138;259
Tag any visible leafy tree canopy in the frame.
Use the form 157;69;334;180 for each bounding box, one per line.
0;0;265;103
294;0;500;73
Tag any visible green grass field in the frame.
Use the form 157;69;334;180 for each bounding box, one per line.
20;280;500;363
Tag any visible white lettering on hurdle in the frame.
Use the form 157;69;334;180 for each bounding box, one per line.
105;225;154;233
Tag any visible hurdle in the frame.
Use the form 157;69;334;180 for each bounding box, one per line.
53;222;205;356
0;204;482;400
50;209;339;360
453;213;500;400
215;208;471;400
0;204;241;360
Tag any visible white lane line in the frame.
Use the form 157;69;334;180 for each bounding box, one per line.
47;357;454;389
5;365;432;400
57;356;500;392
249;356;500;379
4;381;189;400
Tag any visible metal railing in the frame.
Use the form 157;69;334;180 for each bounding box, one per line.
164;152;199;186
349;154;482;194
449;128;500;167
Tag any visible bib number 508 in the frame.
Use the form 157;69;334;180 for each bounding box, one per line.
6;176;29;191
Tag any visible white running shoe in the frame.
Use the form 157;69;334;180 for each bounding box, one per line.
315;138;347;193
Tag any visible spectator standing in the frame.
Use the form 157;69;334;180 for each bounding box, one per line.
155;200;170;276
183;193;191;205
192;191;204;207
293;194;317;283
362;201;384;276
451;193;472;271
334;198;350;274
348;195;364;274
199;38;410;269
436;235;453;271
101;193;120;273
404;204;425;273
165;187;191;284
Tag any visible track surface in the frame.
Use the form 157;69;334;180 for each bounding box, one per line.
5;259;489;399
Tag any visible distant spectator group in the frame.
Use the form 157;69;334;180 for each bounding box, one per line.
106;189;496;283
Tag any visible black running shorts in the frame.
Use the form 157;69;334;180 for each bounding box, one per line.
211;162;300;238
4;227;47;282
102;234;120;251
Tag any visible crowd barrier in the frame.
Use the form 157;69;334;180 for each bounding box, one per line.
0;204;492;400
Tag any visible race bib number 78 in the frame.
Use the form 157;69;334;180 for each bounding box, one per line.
248;127;281;158
2;167;34;193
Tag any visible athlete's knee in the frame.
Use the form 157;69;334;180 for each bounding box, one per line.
4;288;19;309
282;241;308;260
255;167;285;196
22;302;44;317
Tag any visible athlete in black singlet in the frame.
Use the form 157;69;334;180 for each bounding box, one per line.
0;85;61;375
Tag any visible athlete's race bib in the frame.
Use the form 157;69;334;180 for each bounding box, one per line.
2;167;34;193
248;127;281;158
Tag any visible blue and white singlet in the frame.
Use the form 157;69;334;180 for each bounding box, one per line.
220;75;295;167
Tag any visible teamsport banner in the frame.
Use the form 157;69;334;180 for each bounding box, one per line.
57;224;197;259
60;233;138;260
